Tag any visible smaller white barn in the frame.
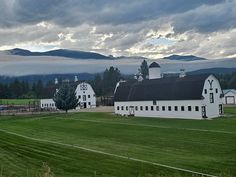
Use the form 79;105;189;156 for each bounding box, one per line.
75;82;96;109
40;99;56;110
40;81;96;110
223;89;236;104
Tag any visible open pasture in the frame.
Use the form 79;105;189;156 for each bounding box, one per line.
0;107;235;176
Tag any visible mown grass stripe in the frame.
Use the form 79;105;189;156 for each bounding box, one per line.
51;117;236;135
0;128;217;177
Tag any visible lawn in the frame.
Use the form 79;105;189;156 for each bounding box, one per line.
0;107;235;176
0;99;39;105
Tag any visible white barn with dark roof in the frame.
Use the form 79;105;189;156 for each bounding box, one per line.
114;62;224;119
40;81;96;110
222;89;236;104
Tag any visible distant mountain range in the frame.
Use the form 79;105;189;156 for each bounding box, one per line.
163;55;206;61
4;48;207;61
5;48;112;60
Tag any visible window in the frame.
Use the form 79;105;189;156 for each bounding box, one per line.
204;89;207;94
162;106;165;111
126;106;128;111
210;93;214;103
153;100;157;105
78;95;81;99
195;106;199;111
83;95;86;101
215;88;218;93
168;106;171;111
151;106;154;111
145;106;148;111
41;104;44;107
117;106;120;110
140;106;143;111
121;106;124;110
174;106;178;111
156;106;159;111
188;106;192;111
135;106;138;111
219;104;223;115
181;106;185;111
93;94;96;97
88;95;90;98
88;102;91;105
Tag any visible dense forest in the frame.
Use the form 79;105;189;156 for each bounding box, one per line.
0;63;236;99
0;66;122;99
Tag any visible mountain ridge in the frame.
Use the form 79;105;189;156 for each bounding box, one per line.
3;48;208;61
5;48;112;60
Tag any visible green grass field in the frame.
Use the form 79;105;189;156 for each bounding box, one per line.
0;99;39;105
0;107;235;177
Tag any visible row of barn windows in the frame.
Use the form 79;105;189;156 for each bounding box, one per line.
78;94;95;101
42;103;55;107
117;105;200;112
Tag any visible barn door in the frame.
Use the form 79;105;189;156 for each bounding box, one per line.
202;106;207;118
129;106;135;116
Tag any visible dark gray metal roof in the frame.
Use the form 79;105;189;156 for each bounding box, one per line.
114;75;210;102
149;62;160;68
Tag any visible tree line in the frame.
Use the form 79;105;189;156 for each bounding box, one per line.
0;62;236;99
0;66;122;99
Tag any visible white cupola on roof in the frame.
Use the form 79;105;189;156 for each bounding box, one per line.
149;62;161;79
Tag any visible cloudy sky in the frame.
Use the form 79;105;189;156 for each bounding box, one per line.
0;0;236;59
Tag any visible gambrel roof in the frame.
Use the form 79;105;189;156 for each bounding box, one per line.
114;75;210;102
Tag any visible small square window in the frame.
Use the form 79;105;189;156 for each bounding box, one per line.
168;106;171;111
117;106;120;110
215;88;218;93
140;106;143;111
153;100;157;105
156;106;159;111
88;95;91;98
188;106;192;111
151;106;154;111
174;106;178;111
162;106;165;111
195;106;199;111
204;89;207;94
121;106;124;110
181;106;185;111
145;106;148;111
88;102;91;105
135;106;138;111
126;106;128;111
79;95;81;99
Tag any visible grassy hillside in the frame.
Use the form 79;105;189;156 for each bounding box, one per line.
0;107;235;176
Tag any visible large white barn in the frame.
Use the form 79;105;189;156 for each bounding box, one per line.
40;81;96;110
222;89;236;104
114;62;224;119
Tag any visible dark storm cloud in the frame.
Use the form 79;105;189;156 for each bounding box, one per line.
0;0;226;30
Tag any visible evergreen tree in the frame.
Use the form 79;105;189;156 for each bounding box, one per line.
53;83;79;113
140;60;149;79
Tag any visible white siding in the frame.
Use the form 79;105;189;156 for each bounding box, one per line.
40;99;56;109
75;82;96;109
201;75;223;118
115;100;203;119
